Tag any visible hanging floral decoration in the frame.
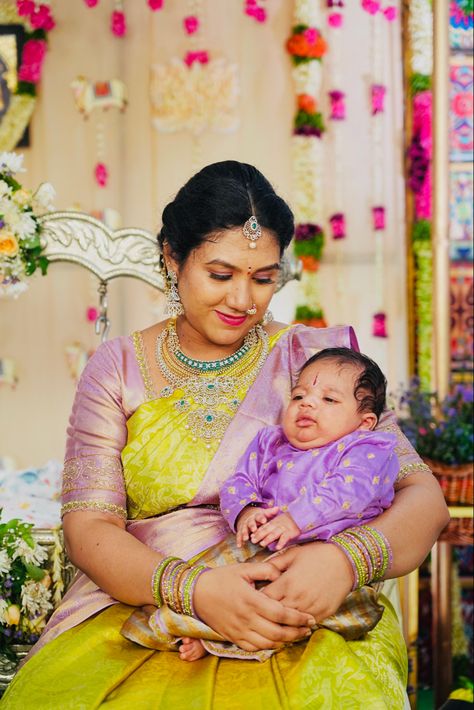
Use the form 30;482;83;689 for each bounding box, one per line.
70;77;128;188
363;1;395;339
329;90;346;120
0;152;55;298
288;1;328;328
360;1;398;21
329;213;346;239
82;0;164;37
407;0;433;387
327;0;345;28
151;1;240;140
0;1;56;151
244;0;267;23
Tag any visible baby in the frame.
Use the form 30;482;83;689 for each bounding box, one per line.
177;347;399;661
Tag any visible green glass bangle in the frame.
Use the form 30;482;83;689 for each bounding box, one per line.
151;556;181;607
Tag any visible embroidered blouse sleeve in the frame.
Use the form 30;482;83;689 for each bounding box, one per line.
61;341;128;521
376;410;433;483
220;429;273;531
286;433;399;539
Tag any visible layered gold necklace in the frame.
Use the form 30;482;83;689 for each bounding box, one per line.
155;318;269;447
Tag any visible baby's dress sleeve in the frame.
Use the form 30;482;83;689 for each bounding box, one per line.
286;432;399;541
220;429;273;531
61;341;128;521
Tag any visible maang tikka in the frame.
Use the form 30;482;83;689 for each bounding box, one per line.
243;215;262;249
166;270;184;317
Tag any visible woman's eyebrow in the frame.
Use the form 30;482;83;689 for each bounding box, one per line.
204;259;281;272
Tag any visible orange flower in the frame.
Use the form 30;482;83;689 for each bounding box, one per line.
308;36;328;58
286;34;310;57
0;232;19;257
298;94;317;113
299;255;320;272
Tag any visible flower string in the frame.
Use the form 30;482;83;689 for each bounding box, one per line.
288;0;328;328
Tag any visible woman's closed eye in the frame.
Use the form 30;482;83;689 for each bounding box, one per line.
209;272;232;281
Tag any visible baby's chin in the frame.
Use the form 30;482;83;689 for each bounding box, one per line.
285;430;332;450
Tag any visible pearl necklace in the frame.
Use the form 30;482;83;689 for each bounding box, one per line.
155;319;269;446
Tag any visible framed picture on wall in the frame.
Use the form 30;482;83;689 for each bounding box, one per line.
0;22;30;149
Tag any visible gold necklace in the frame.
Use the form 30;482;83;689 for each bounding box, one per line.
155;319;269;446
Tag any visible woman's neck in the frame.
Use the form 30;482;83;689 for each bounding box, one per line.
175;317;248;361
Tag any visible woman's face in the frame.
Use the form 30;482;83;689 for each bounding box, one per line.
165;227;281;351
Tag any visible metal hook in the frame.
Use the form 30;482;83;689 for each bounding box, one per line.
94;281;111;342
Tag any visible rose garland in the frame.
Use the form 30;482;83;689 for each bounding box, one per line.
0;1;56;151
407;0;433;388
287;0;328;327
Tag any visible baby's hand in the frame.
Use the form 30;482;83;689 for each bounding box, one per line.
235;505;280;548
250;512;301;550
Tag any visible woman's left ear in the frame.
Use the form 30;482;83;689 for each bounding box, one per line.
359;413;378;431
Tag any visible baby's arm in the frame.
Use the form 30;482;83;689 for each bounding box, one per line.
253;433;400;546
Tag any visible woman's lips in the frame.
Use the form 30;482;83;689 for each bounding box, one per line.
215;310;247;326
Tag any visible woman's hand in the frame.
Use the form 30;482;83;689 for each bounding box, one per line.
262;542;354;621
193;561;315;651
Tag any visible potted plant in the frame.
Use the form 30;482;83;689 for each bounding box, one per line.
396;379;473;508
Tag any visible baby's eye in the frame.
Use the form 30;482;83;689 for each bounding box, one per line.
323;397;337;403
292;394;303;400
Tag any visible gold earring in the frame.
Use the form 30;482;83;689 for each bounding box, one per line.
166;270;184;317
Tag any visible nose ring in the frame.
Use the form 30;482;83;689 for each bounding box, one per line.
246;304;257;316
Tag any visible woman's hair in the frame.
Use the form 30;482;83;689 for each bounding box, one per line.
300;347;387;420
158;160;294;264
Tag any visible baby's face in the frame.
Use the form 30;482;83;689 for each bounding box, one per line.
282;359;375;450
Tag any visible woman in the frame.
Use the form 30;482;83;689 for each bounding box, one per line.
1;161;448;709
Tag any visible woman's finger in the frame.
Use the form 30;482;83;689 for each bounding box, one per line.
251;587;315;628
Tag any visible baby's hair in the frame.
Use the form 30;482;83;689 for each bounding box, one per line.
299;347;387;420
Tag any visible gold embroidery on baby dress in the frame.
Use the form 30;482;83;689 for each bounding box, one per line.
372;476;380;485
337;442;345;452
343;458;351;467
344;475;354;483
367;453;375;459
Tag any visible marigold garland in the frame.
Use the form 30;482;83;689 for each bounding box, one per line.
288;1;328;328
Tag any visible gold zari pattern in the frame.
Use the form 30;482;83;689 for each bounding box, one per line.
60;500;127;519
62;455;124;493
132;331;156;401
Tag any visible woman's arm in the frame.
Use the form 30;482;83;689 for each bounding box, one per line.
262;470;449;620
63;510;315;649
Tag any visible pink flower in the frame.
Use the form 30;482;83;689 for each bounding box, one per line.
86;307;98;322
329;213;346;239
384;6;397;21
372;206;386;230
18;39;47;84
254;6;266;22
361;0;380;15
17;0;35;16
371;84;386;114
94;162;108;187
329;90;346;120
418;427;427;436
111;10;126;37
304;28;318;44
30;4;56;31
148;0;163;8
183;15;199;34
184;50;209;67
83;0;99;6
328;12;343;27
372;312;388;338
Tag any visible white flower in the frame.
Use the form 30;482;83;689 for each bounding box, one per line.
15;212;38;240
33;182;56;212
0;598;8;624
21;579;53;617
0;549;11;576
12;539;48;566
0;180;12;199
0;152;26;175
